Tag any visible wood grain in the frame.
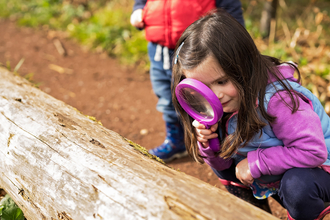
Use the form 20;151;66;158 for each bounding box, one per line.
0;67;278;220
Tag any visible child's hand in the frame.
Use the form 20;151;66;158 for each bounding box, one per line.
130;9;144;28
192;120;218;148
235;158;254;186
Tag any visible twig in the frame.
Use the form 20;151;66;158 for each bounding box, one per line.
268;19;276;45
53;38;67;56
14;58;25;73
48;64;73;74
281;22;291;46
290;28;301;48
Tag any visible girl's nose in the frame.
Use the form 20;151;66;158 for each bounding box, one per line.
210;86;223;99
215;90;224;99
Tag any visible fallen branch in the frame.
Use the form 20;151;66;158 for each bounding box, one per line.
0;67;278;220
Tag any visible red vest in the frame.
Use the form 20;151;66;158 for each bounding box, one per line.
142;0;216;49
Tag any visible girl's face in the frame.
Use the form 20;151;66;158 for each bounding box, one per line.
183;56;240;113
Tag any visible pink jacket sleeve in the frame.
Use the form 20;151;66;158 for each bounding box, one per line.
198;142;233;171
248;91;328;179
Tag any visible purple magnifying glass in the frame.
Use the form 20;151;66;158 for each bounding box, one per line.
175;78;223;152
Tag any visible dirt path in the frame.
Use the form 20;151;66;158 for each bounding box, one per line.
0;19;287;218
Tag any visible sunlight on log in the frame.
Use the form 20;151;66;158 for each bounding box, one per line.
0;67;278;219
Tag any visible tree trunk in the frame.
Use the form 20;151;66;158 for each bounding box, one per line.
0;67;278;220
260;0;279;38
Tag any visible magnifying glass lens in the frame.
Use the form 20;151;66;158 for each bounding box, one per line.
179;87;215;119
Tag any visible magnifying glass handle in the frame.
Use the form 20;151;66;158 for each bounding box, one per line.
208;138;220;152
203;124;220;152
197;138;220;152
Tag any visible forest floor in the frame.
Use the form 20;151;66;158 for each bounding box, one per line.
0;18;294;219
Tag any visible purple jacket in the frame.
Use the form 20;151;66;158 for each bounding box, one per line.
199;65;330;179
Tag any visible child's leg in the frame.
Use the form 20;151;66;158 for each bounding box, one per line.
148;42;176;122
211;166;271;213
147;42;187;162
279;167;330;220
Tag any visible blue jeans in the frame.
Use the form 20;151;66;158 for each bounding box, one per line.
212;165;330;220
148;42;178;123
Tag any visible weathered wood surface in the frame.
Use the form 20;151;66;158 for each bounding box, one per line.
0;67;278;220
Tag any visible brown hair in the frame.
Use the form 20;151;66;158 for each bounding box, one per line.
172;9;301;163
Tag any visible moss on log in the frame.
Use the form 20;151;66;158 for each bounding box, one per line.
0;67;278;220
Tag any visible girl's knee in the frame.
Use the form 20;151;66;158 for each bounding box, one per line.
279;168;326;220
279;168;316;209
280;168;317;196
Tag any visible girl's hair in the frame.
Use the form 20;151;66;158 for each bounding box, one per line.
171;9;301;163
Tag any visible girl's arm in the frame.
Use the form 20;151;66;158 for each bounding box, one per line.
199;143;233;171
193;120;233;170
133;0;147;11
247;91;328;179
130;0;146;29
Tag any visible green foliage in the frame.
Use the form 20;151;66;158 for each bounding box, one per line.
244;0;330;59
0;194;25;220
0;0;329;78
241;0;330;110
66;1;148;69
0;0;149;70
0;0;85;29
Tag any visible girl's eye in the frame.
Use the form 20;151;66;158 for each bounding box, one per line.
217;79;228;85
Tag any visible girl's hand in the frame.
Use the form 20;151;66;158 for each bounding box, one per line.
192;120;218;148
130;9;144;29
235;158;254;186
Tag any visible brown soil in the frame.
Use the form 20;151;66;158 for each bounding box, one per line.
0;19;289;219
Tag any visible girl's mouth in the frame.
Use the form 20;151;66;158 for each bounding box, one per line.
221;100;229;107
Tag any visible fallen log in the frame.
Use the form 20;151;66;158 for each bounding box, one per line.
0;67;278;220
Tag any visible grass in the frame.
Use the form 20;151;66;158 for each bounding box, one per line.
0;0;149;71
244;0;330;110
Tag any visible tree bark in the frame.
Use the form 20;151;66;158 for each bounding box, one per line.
0;67;278;220
260;0;279;38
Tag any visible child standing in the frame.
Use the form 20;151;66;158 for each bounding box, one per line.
130;0;245;162
172;10;330;220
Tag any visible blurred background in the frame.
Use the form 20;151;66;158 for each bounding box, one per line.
0;0;329;113
0;1;330;219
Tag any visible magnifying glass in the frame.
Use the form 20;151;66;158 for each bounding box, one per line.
175;78;223;152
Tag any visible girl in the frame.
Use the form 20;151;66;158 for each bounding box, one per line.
130;0;245;162
172;10;330;220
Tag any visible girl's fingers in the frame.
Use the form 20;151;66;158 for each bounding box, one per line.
192;120;205;129
195;128;214;135
192;120;218;131
196;136;209;143
201;141;209;148
196;132;218;142
135;22;144;28
210;123;218;132
193;120;218;143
